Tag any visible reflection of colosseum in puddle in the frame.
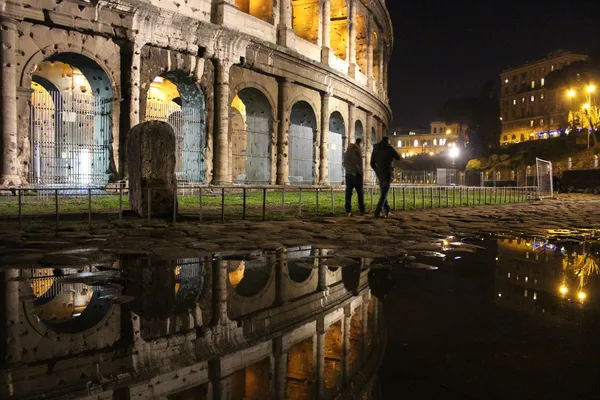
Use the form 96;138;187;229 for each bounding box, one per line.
1;247;386;399
495;234;600;322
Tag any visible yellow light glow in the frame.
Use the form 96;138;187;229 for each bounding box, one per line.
559;285;568;295
583;103;590;110
588;85;596;93
578;291;586;301
446;129;451;134
567;89;576;98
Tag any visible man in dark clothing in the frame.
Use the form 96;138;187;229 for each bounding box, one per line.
370;136;400;217
343;138;366;216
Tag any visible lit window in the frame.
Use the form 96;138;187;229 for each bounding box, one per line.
533;292;537;300
531;81;535;89
507;272;511;278
513;99;517;105
540;93;544;99
524;289;528;297
551;65;554;71
505;78;509;84
433;139;437;146
414;139;418;147
521;97;525;103
530;120;534;127
397;140;402;147
525;276;529;283
531;95;535;102
541;78;545;87
540;119;544;126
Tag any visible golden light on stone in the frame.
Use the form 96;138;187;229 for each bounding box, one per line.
228;260;246;288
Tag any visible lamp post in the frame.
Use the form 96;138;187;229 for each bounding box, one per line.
449;147;459;168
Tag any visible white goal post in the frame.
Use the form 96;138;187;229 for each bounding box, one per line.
535;158;554;199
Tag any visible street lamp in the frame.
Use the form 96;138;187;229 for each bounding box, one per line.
449;147;459;168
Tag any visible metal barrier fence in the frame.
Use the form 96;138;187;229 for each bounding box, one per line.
0;184;538;230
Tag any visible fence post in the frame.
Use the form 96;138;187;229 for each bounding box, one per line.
402;186;406;210
243;188;247;220
55;189;59;230
147;188;152;222
119;183;123;220
18;189;22;230
299;188;303;217
445;187;449;207
484;187;487;205
438;187;442;208
88;188;92;229
221;188;225;223
466;187;469;206
422;187;425;209
316;188;319;216
262;188;267;221
282;187;286;217
392;187;396;211
330;187;334;216
430;187;433;208
173;187;177;224
199;188;203;222
370;186;374;212
413;186;416;209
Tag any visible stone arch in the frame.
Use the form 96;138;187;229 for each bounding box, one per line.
289;100;318;184
227;256;276;319
230;86;274;184
355;119;364;140
144;70;207;183
28;52;116;186
329;111;346;185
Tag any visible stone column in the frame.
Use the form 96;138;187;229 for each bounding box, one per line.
319;92;331;185
316;319;327;400
362;293;370;359
213;0;238;25
378;39;385;93
130;40;144;128
211;259;229;326
274;337;288;399
321;0;333;64
347;0;357;78
213;58;233;185
366;18;374;89
1;269;20;365
277;0;294;47
343;307;352;383
348;103;356;148
276;78;291;185
317;250;328;291
0;17;21;186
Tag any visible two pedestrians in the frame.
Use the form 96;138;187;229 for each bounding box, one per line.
370;136;400;218
343;138;366;216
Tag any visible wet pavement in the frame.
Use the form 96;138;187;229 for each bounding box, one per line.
3;195;600;398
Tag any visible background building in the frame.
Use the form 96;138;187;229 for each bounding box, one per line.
1;0;393;188
392;121;463;158
499;50;588;146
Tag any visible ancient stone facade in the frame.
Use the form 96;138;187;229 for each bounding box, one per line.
0;0;392;187
0;247;385;399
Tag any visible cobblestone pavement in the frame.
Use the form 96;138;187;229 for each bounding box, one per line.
1;194;599;266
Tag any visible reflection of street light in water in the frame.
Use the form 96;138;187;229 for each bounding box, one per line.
449;147;459;168
559;284;568;296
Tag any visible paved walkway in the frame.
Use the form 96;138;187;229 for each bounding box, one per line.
2;194;600;267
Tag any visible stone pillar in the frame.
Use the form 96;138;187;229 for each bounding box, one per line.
130;40;144;128
378;39;385;93
347;0;357;78
1;269;20;366
0;17;21;186
317;250;328;291
366;17;374;89
316;319;327;400
211;374;233;400
273;337;288;399
277;0;294;47
319;92;331;185
348;103;356;148
276;78;291;185
213;0;238;25
362;293;370;359
212;259;229;326
214;58;233;185
321;0;333;64
343;307;352;383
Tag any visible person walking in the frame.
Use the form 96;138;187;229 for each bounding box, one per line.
343;138;366;216
370;136;400;217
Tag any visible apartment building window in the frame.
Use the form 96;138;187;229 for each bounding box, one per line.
540;93;544;99
531;81;535;89
504;78;509;84
504;87;509;95
433;127;437;133
541;78;545;87
433;139;437;145
521;97;525;103
503;135;508;142
414;139;419;147
530;120;534;127
397;140;402;147
551;65;555;71
540;119;544;126
531;95;535;102
513;99;517;105
550;117;554;125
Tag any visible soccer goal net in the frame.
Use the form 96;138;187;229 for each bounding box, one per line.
536;158;553;199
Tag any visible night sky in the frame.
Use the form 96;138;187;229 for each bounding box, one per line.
386;0;600;129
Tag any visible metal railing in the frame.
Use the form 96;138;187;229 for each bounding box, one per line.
0;184;538;230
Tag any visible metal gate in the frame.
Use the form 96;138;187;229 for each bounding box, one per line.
329;131;344;185
30;90;112;186
146;101;205;184
289;124;314;184
231;115;271;184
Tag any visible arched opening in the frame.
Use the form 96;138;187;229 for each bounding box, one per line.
355;12;368;74
330;0;348;60
231;357;272;400
228;259;271;298
168;383;210;400
289;101;317;184
287;245;315;283
145;72;206;184
235;0;274;23
286;336;316;398
230;88;273;184
30;54;113;186
328;111;346;185
355;120;364;140
349;306;363;377
292;0;320;44
30;267;112;333
520;133;525;142
324;320;343;393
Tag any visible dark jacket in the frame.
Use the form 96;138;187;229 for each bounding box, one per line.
370;141;400;180
343;143;363;175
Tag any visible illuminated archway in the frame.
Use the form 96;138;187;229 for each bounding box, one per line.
145;71;206;184
324;320;343;393
286;337;316;398
355;12;368;74
292;0;320;44
235;0;274;23
289;101;317;184
329;111;346;185
30;54;113;186
372;31;380;82
230;88;273;184
231;357;272;399
330;0;348;60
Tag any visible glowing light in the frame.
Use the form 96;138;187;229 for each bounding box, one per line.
583;103;590;110
449;147;459;159
153;76;164;83
445;129;451;134
588;85;596;93
567;89;576;98
578;291;587;301
559;285;568;295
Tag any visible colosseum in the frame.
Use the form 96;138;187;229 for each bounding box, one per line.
0;0;392;188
